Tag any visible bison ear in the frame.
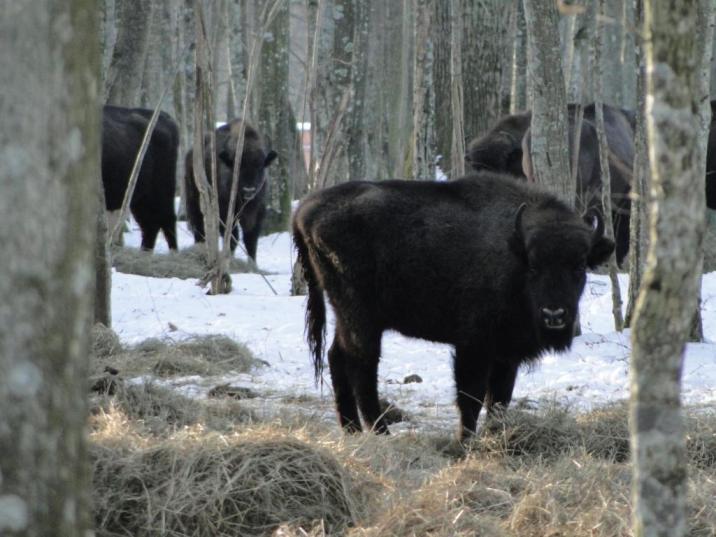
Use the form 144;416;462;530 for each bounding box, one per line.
584;208;616;268
509;203;528;263
264;150;278;168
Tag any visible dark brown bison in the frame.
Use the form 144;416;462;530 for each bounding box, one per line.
706;100;716;211
102;105;179;250
184;119;277;261
293;174;614;439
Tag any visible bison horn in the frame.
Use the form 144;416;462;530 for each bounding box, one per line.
583;207;605;238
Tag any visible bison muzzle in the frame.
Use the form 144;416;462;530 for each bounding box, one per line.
293;174;614;440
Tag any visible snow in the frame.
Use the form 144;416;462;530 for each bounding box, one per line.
114;220;716;432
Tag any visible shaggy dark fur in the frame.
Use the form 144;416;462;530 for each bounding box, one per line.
293;174;615;440
184;119;277;261
102;105;179;250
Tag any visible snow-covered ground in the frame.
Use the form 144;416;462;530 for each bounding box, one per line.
115;220;716;433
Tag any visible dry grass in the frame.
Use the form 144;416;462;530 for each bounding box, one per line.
90;378;716;537
112;244;261;279
91;332;262;378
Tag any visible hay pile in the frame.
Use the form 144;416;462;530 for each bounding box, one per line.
91;332;262;379
112;244;259;279
91;414;377;537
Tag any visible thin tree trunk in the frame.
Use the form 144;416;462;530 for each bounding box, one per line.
594;0;623;332
346;0;369;182
411;0;436;180
450;0;465;179
630;1;711;536
433;0;452;175
523;0;572;203
510;0;527;113
625;0;649;328
0;1;98;534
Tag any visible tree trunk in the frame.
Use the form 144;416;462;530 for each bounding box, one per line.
0;2;98;534
461;0;508;140
593;0;623;332
95;183;112;326
433;0;452;175
523;0;572;202
105;0;152;105
411;0;436;180
449;0;465;179
630;1;711;536
510;0;528;113
258;0;293;231
625;0;649;328
346;0;369;182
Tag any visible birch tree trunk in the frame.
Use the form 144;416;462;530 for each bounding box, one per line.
625;0;649;328
0;1;98;534
630;1;711;536
523;0;572;202
105;0;152;105
411;0;436;180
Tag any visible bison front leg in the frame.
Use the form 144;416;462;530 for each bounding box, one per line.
453;346;489;440
485;361;518;415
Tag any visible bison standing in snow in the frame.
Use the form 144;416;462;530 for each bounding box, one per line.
184;119;277;262
293;174;614;439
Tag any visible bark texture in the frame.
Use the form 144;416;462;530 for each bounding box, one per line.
411;0;436;180
105;0;152;105
523;0;572;203
630;1;711;536
0;1;98;534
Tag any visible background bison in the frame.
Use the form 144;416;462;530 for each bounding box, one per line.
102;105;179;251
293;174;614;439
466;104;633;266
184;119;277;262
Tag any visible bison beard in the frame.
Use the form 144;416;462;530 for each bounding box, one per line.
293;174;614;440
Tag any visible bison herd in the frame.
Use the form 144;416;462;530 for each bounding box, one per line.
101;101;714;439
101;105;275;261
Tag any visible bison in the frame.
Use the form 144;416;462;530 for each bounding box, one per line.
102;105;179;251
466;104;633;266
184;119;277;262
293;174;615;439
522;105;633;266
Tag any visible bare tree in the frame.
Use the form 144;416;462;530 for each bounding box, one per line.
433;1;453;175
509;0;528;113
629;1;712;536
523;0;572;202
105;0;153;105
449;0;465;179
0;1;98;534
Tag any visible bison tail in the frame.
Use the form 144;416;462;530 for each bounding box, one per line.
293;227;326;385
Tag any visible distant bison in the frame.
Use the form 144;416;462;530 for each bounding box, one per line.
466;104;633;266
102;105;179;250
184;119;277;262
293;174;614;439
522;105;633;266
706;100;716;211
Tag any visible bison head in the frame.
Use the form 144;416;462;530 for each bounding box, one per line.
218;143;278;201
511;203;615;350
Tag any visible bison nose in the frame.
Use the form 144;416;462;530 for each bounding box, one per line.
541;307;566;330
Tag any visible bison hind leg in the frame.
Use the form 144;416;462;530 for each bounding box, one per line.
453;345;490;441
327;339;362;433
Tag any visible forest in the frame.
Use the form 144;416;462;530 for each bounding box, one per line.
2;1;716;536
